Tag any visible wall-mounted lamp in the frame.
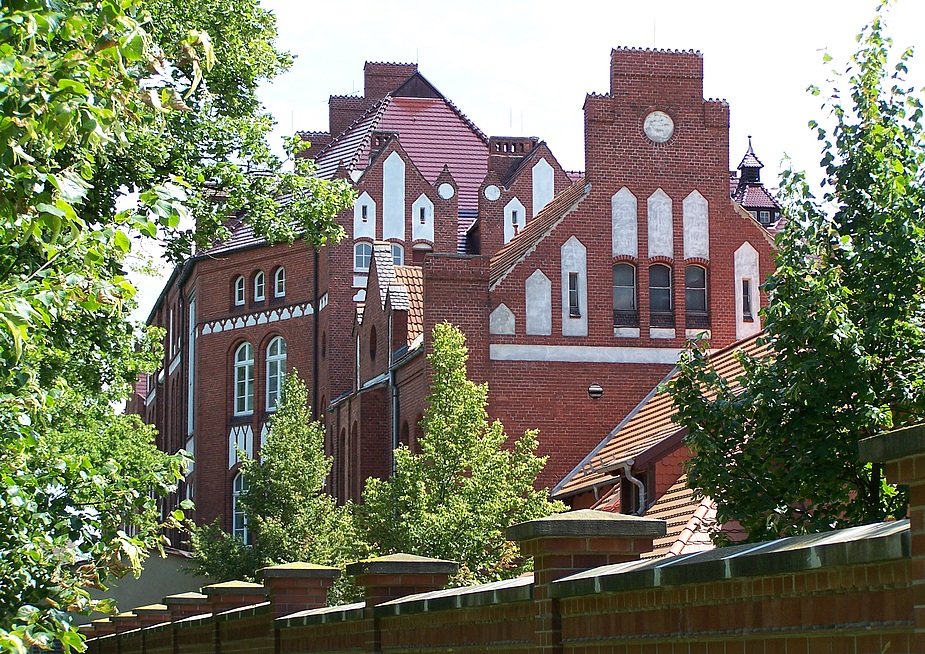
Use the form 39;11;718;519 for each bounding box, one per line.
587;383;603;400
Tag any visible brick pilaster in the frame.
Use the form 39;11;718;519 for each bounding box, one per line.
201;580;268;614
860;423;925;652
163;591;210;620
507;509;666;654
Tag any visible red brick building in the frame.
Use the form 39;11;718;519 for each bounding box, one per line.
134;50;779;538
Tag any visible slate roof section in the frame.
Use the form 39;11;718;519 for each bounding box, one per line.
553;332;769;499
489;179;590;287
392;265;423;343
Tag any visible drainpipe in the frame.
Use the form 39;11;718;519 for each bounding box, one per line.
388;314;399;474
312;248;320;421
622;461;646;516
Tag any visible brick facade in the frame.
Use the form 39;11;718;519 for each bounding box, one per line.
135;50;779;534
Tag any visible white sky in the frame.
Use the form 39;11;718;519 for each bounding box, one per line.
132;0;925;320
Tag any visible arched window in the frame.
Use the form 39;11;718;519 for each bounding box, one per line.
234;276;245;306
685;265;707;313
649;264;673;313
232;473;248;542
354;242;372;272
391;243;404;266
234;343;254;415
274;267;286;297
613;263;638;326
266;336;287;411
254;271;265;301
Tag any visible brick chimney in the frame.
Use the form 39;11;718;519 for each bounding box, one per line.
364;62;417;101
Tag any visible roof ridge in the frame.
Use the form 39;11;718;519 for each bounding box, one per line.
316;97;390;161
500;142;546;187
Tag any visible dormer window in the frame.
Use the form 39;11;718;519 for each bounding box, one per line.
759;210;771;225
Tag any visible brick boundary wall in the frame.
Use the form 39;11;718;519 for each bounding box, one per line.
86;424;925;654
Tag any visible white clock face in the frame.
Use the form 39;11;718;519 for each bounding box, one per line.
644;111;674;143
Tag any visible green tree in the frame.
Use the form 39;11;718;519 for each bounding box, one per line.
669;4;922;543
190;373;361;603
359;323;565;586
0;0;353;650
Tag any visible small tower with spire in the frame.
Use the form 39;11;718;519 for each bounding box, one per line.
731;136;781;227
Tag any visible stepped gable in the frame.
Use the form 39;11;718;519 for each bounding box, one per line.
553;332;769;499
489;178;589;287
392;265;423;343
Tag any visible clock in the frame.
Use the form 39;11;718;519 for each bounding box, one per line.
643;111;674;143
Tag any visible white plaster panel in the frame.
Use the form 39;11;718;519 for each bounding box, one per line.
647;188;674;259
382;152;406;240
532;157;554;217
489;303;516;335
561;236;588;337
353;192;376;240
649;328;676;340
228;425;253;468
353;275;367;288
504;197;526;244
525;269;552;335
411;193;434;243
683;190;709;260
614;327;641;338
686;329;711;340
490;344;683;364
612;187;638;259
734;242;761;340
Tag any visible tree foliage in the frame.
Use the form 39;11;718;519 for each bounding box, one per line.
0;0;353;650
190;373;361;603
669;3;923;542
358;323;565;586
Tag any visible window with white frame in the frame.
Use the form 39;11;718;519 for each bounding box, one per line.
234;342;254;415
354;242;372;272
274;267;286;297
232;473;248;542
266;336;287;411
568;272;581;317
254;271;265;301
234;276;245;306
391;243;404;266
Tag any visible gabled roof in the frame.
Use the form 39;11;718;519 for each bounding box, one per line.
489;179;590;287
370;242;396;310
553;332;769;499
640;474;716;558
391;265;424;344
737;136;764;170
498;141;547;187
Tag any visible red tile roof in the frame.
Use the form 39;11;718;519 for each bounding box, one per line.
640;474;716;558
553;332;769;499
489;179;590;287
392;265;423;344
734;184;779;210
314;96;489;215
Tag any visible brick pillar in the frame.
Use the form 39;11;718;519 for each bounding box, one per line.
506;509;666;654
111;611;142;632
201;581;268;614
860;423;925;651
163;591;210;619
259;562;340;617
133;603;172;628
347;553;458;653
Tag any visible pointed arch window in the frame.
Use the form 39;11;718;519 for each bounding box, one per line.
266;336;287;411
234;342;254;416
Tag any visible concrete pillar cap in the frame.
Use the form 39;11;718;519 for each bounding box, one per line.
201;580;267;596
346;553;458;577
260;562;341;579
506;509;667;541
